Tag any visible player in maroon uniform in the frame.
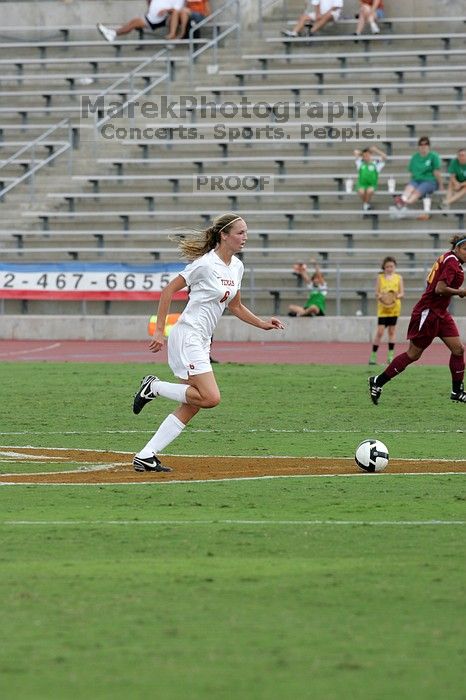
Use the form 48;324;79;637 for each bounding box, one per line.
369;234;466;404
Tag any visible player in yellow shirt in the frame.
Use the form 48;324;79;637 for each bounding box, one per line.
369;256;404;365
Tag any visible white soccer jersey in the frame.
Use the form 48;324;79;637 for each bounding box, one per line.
177;249;244;340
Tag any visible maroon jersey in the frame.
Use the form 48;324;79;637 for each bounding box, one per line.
412;251;464;319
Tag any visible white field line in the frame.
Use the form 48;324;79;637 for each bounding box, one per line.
1;445;466;464
1;519;465;526
0;342;61;358
0;428;463;435
0;463;126;477
1;472;465;486
0;445;133;455
0;450;115;461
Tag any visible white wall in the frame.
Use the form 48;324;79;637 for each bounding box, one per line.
1;315;466;341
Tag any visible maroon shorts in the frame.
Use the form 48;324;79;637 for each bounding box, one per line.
407;309;459;349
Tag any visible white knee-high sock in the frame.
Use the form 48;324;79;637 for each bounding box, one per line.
137;413;186;458
151;379;188;403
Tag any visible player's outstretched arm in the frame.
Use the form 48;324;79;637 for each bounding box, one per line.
228;292;285;330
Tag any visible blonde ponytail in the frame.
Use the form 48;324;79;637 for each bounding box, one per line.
175;213;243;261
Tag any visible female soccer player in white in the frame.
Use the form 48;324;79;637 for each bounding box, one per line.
132;213;285;472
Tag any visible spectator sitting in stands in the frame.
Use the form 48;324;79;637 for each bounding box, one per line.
354;0;384;36
288;259;328;316
97;0;185;43
441;148;466;210
353;144;387;212
175;0;211;39
281;0;344;38
393;136;443;212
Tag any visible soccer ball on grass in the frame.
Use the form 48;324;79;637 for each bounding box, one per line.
355;439;389;473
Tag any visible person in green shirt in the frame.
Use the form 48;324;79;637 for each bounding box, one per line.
394;136;443;210
442;148;466;209
353;144;386;211
288;259;327;317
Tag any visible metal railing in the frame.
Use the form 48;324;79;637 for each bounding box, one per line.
0;119;73;203
0;50;172;201
188;0;241;80
93;49;172;131
258;0;288;37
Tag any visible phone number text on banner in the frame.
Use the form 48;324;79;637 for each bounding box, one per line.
0;262;187;301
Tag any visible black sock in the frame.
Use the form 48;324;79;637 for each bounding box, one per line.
375;372;390;387
372;344;379;352
388;343;395;351
452;380;463;394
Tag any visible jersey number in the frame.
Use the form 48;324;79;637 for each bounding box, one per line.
220;290;231;304
426;256;443;285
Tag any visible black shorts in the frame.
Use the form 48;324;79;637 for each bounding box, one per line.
145;15;166;31
378;316;398;326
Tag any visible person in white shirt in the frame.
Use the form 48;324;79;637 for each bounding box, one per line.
282;0;344;38
97;0;185;43
131;212;285;473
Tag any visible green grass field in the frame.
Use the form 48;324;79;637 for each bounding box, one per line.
0;362;465;700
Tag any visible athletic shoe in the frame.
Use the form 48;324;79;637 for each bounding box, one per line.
450;388;466;403
133;374;158;415
281;29;298;37
133;454;173;472
370;20;380;34
368;376;382;405
369;351;377;365
97;23;116;42
387;350;394;364
439;202;449;217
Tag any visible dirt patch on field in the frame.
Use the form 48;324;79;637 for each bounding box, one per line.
0;447;465;484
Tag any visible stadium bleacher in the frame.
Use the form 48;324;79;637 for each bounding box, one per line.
0;4;465;318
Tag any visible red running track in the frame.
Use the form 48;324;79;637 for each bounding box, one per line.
0;339;453;365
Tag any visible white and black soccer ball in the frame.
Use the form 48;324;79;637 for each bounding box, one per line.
355;439;389;473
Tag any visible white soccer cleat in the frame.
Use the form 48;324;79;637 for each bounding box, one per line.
97;23;117;43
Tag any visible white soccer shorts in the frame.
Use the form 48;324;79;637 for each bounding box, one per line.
167;322;212;380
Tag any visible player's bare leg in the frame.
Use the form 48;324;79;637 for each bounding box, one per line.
387;325;397;363
369;341;423;404
442;336;466;402
133;372;213;472
184;371;221;408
